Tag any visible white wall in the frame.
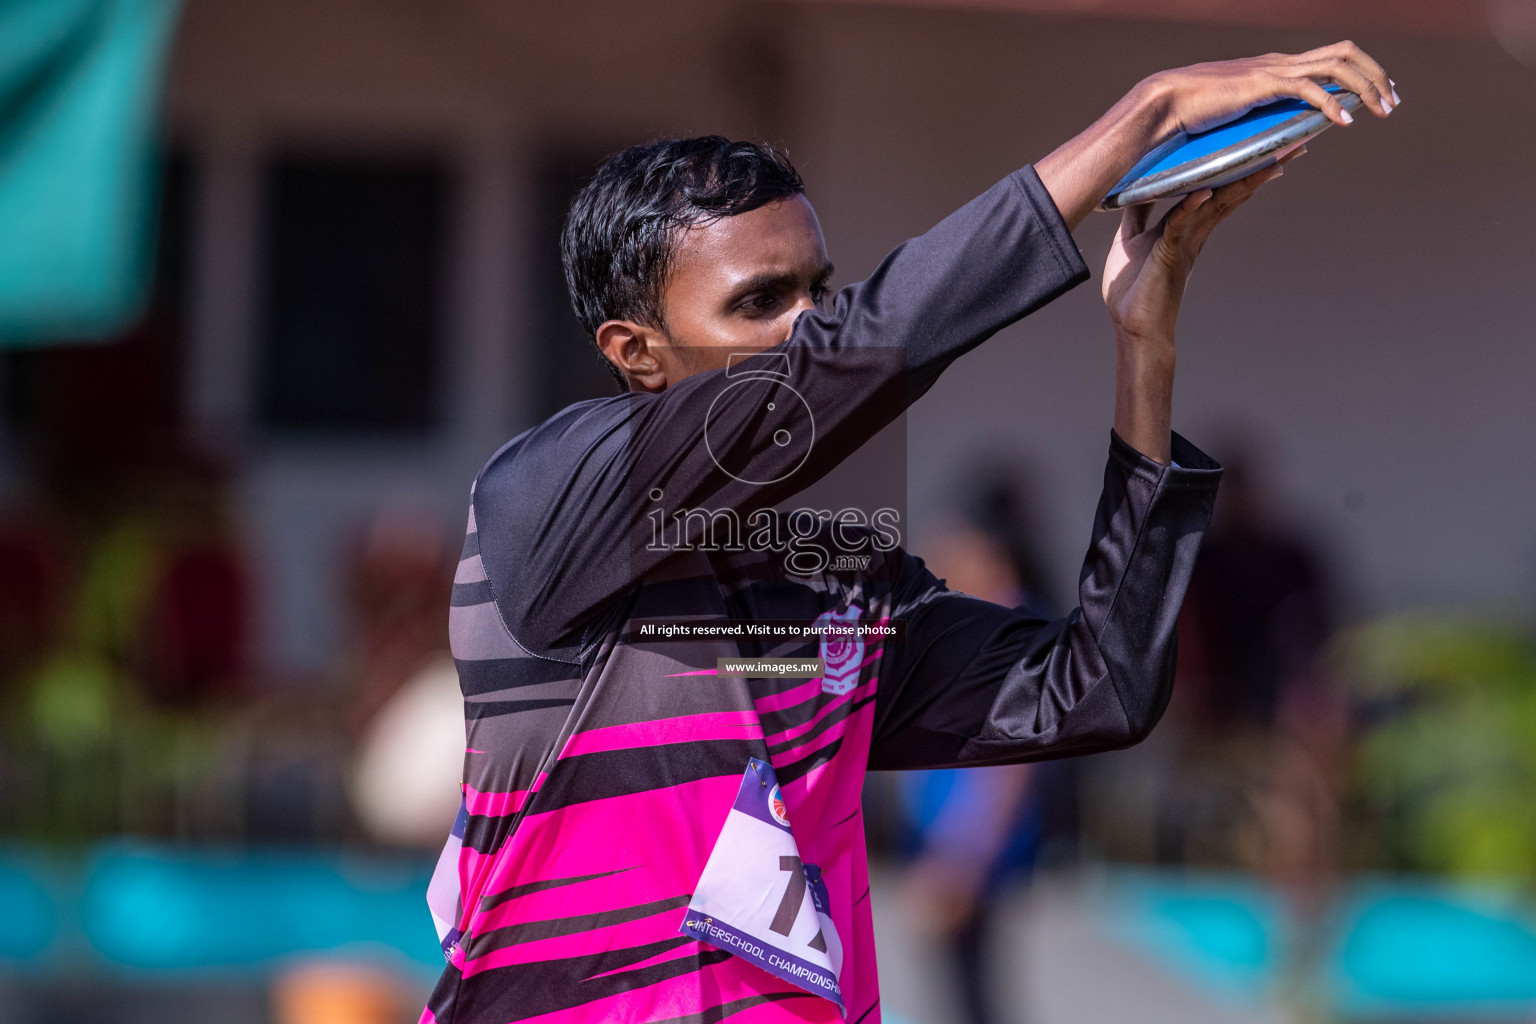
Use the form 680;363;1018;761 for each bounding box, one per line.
144;0;1536;670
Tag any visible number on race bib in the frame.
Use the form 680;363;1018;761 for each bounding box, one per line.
772;855;806;936
682;759;846;1014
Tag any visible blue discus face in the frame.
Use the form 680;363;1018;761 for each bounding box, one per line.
1102;84;1357;210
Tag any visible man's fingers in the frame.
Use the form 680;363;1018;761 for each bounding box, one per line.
1343;51;1396;112
1282;76;1356;126
1319;39;1392;98
1292;41;1394;116
1295;56;1392;117
1161;189;1212;243
1276;143;1309;166
1132;159;1281;306
1173;163;1281;253
1207;164;1281;217
1296;40;1386;79
1120;201;1153;237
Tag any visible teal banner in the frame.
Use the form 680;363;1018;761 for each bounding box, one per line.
0;0;182;346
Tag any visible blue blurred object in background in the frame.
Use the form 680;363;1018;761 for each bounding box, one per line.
1333;882;1536;1018
81;843;441;976
0;0;182;346
1102;870;1282;1007
0;850;60;963
1;842;440;977
1103;870;1536;1020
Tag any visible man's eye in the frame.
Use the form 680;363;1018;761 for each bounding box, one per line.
811;283;831;307
738;293;779;317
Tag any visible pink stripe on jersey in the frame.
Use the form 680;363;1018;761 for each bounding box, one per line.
461;776;740;941
463;773;547;816
582;940;699;980
509;777;735;871
463;785;529;817
504;955;840;1024
762;679;875;747
470;869;643;932
558;711;764;759
767;689;876;767
752;677;822;713
782;709;879;843
753;649;883;716
770;722;848;767
461;904;685;976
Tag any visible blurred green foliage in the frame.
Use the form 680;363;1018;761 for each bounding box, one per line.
2;511;226;842
1342;615;1536;879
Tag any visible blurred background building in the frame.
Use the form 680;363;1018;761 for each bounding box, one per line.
2;1;1535;1022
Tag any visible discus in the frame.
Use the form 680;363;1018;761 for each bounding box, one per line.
1100;84;1364;211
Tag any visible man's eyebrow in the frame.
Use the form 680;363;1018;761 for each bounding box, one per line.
725;263;835;304
726;272;796;302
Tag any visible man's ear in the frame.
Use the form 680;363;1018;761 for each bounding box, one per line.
595;319;668;392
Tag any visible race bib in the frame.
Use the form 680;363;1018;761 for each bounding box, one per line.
682;758;845;1014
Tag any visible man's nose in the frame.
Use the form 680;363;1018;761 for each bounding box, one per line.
784;296;816;338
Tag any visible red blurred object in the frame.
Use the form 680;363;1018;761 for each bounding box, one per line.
0;516;62;680
140;541;249;705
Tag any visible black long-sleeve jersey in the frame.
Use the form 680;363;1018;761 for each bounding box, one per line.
422;164;1221;1024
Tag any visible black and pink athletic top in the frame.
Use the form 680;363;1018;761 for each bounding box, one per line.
420;165;1222;1024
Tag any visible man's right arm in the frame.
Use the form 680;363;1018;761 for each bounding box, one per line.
868;431;1221;770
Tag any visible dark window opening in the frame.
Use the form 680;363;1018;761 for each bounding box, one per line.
258;157;446;432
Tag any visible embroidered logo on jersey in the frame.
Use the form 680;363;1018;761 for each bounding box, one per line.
818;604;865;696
768;784;790;827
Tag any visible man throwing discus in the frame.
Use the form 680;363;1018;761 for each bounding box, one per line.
421;41;1395;1024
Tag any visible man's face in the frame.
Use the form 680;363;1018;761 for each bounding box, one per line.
597;195;833;391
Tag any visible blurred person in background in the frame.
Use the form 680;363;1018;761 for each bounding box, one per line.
898;469;1064;1024
1159;446;1341;876
1158;444;1343;1013
231;504;459;850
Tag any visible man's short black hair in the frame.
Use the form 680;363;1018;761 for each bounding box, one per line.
561;136;805;389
